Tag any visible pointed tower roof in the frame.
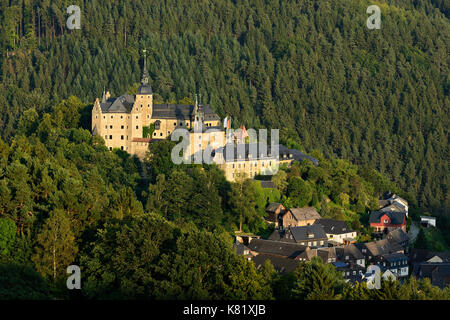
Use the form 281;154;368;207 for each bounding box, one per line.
137;49;152;95
102;86;107;103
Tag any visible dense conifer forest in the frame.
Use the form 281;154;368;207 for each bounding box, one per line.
0;0;448;299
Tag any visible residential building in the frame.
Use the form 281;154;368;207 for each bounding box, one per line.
313;219;356;245
269;225;328;248
369;210;407;234
375;253;409;278
280;207;321;228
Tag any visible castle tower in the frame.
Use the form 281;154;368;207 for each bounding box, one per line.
135;49;153;127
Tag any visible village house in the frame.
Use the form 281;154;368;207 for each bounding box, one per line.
313;219;357;245
374;253;409;278
335;245;366;268
355;238;404;264
296;247;336;263
251;254;301;274
385;228;409;249
279;207;321;228
410;249;450;288
369;210;407;234
269;225;328;248
246;238;306;259
378;192;409;217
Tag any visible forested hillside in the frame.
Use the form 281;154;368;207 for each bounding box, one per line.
0;1;448;214
0;97;449;299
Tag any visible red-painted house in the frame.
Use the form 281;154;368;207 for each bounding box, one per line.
369;211;407;234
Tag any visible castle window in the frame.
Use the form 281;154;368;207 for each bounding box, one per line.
140;105;143;108
109;147;112;151
121;116;123;119
168;131;170;134
121;146;124;150
153;132;156;136
105;135;107;139
147;115;149;118
136;126;139;129
180;122;183;126
105;126;107;129
110;125;113;129
95;116;98;119
121;125;124;129
121;135;124;140
103;116;105;119
174;122;177;126
127;136;128;140
160;133;163;136
109;135;112;139
136;116;138;119
148;104;150;107
111;116;113;119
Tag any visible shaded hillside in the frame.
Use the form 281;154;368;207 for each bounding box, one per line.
0;0;448;214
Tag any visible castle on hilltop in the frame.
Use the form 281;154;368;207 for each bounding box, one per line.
91;55;221;159
91;55;318;181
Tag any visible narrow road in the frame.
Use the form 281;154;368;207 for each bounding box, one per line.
408;221;420;243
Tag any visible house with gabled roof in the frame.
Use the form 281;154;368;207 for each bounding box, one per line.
369;210;407;234
269;225;328;248
246;238;306;259
375;252;409;278
378;192;408;217
355;238;404;263
280;207;321;228
335;245;365;268
313;219;357;245
385;228;409;249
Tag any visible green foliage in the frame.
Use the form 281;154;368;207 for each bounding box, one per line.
0;263;50;299
0;0;447;218
0;218;16;257
291;257;346;300
32;209;78;280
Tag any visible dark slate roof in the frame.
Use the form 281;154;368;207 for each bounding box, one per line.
335;245;364;261
359;239;403;257
386;229;409;245
289;207;321;221
152;104;219;120
380;203;407;213
382;252;408;263
137;83;152;94
251;254;300;274
369;211;406;225
414;263;450;288
100;94;135;113
233;242;250;255
246;239;306;258
313;219;352;235
278;145;319;165
289;225;327;242
316;247;337;262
